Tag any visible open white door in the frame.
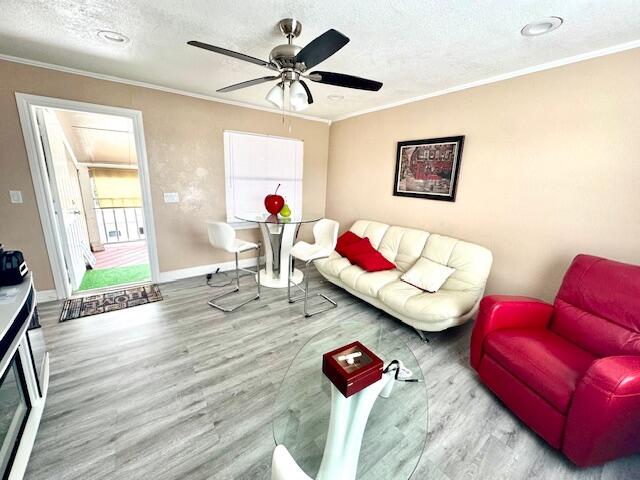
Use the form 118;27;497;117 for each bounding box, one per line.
35;109;89;291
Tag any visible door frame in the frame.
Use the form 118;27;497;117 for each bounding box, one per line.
15;93;160;299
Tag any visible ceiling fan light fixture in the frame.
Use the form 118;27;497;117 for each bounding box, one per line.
189;19;383;110
266;83;285;109
290;101;308;112
289;80;308;111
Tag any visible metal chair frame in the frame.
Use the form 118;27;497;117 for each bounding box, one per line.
208;243;261;312
287;254;337;317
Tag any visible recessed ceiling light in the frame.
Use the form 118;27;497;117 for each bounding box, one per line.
327;94;344;101
97;30;130;45
521;17;563;37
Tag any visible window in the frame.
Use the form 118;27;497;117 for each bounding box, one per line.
224;131;303;226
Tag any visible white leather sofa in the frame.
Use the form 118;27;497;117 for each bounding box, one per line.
315;220;493;336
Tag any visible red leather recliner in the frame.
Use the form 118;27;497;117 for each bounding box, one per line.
470;254;640;466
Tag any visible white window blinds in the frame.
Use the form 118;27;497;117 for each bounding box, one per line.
224;131;303;225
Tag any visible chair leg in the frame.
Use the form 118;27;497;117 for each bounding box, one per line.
415;328;430;342
287;254;293;303
208;248;261;313
256;242;261;298
303;261;311;316
235;252;240;289
287;258;337;318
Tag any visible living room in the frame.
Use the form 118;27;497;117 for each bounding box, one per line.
0;2;638;479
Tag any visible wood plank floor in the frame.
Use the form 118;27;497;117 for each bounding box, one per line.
26;272;640;480
94;241;148;269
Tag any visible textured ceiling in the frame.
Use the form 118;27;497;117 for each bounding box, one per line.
2;1;640;120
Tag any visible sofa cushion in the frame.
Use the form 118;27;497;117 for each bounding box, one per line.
378;280;478;322
335;231;362;257
421;234;493;295
377;226;430;271
314;252;351;279
485;329;595;413
551;254;640;357
349;220;389;249
339;266;402;297
400;257;455;293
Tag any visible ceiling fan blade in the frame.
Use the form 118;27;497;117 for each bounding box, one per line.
216;76;280;93
299;80;314;104
294;29;349;70
309;71;383;91
188;41;278;71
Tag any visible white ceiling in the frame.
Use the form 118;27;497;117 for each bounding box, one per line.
2;1;639;120
54;109;137;166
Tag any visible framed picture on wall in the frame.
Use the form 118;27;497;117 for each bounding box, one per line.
393;136;465;202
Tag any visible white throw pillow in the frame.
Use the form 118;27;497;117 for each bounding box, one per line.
400;257;455;293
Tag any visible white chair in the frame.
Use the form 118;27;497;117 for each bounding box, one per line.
206;222;261;312
271;445;311;480
288;219;339;317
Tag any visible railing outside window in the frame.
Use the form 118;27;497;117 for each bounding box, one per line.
94;197;145;244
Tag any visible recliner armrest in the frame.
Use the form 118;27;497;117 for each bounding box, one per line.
563;356;640;466
576;356;640;396
470;295;554;370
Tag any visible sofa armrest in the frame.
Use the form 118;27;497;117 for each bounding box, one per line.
563;356;640;466
470;295;554;370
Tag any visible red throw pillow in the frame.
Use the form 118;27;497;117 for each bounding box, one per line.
340;237;376;261
340;238;396;272
335;231;363;256
354;252;396;272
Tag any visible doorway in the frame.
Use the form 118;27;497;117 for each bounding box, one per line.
16;94;159;299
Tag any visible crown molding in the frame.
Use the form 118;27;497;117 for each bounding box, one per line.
0;53;332;125
332;39;640;123
3;38;639;126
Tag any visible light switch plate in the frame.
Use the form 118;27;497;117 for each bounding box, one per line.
9;190;23;204
163;192;180;203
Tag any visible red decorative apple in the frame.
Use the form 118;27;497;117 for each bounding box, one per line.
264;184;285;214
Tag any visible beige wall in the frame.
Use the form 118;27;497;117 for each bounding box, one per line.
0;60;329;291
326;48;640;301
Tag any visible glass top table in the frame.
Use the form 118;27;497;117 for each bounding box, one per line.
273;322;428;480
235;212;323;225
236;212;324;288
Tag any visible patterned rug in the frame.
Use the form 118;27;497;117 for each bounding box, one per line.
60;284;163;322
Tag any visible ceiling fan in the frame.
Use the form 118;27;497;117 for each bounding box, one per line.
187;18;383;112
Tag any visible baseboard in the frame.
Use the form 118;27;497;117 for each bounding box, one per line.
36;289;58;303
158;257;262;283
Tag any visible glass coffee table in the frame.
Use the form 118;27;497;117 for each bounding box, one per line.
273;322;428;479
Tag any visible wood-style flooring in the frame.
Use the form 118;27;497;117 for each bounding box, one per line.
94;241;148;269
26;272;640;479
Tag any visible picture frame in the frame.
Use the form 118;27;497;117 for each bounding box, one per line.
393;136;465;202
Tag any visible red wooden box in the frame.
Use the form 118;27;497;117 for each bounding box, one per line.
322;341;383;398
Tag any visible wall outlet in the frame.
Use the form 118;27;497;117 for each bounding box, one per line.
9;190;23;204
163;192;180;203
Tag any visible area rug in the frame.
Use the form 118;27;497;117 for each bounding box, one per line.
59;284;163;322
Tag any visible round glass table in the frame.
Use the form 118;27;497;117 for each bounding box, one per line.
273;322;428;480
236;213;323;288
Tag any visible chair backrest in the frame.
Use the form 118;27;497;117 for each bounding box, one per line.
206;222;236;252
313;218;339;251
550;254;640;357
